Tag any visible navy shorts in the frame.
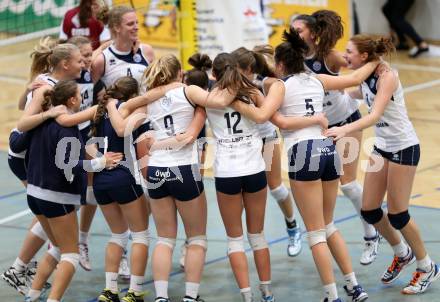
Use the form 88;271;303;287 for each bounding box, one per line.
215;170;267;195
147;164;204;202
8;155;26;181
79;126;91;144
373;144;420;166
27;195;75;218
262;130;279;145
329;110;362;128
288;139;341;181
94;184;144;205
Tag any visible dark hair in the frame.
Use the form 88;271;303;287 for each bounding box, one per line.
212;52;258;101
184;53;212;89
78;0;93;28
41;80;78;111
350;35;395;61
274;29;308;75
231;47;276;78
293;10;343;60
91;76;139;136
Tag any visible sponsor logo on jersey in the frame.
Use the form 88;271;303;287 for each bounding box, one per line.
109;58;116;66
133;53;142;63
160;95;173;110
313;61;322;71
392;153;400;161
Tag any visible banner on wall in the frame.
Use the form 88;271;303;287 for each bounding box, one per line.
112;0;178;48
262;0;352;52
179;0;268;70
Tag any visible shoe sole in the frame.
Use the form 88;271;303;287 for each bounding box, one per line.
401;265;440;295
287;246;302;258
1;274;26;295
382;256;416;284
354;293;369;301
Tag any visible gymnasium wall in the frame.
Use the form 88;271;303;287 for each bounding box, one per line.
353;0;440;40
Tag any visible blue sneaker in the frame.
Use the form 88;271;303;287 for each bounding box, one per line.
261;294;275;302
287;226;302;257
322;298;343;302
344;285;368;301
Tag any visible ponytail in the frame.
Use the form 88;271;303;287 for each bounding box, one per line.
90;76;139;137
143;54;181;90
185;53;212;89
41;80;78;112
274;29;308;75
30;36;58;80
350;34;395;61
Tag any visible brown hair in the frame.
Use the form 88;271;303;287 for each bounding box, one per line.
41;80;78;111
231;47;276;78
67;35;92;48
275;29;309;75
184;53;212;89
78;0;93;27
293;10;344;60
212;52;258;101
91;76;139;137
29;36;59;80
143;54;181;90
98;5;135;37
350;35;395;61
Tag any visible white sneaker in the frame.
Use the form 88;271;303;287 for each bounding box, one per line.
79;243;92;271
402;263;440;294
1;267;27;295
287;226;302;257
360;234;380;265
179;241;188;269
118;250;130;281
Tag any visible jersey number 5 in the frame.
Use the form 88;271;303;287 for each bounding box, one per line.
224;112;243;134
305;98;315;116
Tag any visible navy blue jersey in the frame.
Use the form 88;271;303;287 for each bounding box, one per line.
9;129;30;155
93;101;141;189
26;119;87;205
304;57;337;76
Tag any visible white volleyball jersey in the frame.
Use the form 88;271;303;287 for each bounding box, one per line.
253;75;277;138
24;73;58;109
77;69;94;130
304;57;358;125
361;71;419;152
101;45;149;88
147;87;198;167
12;74;58;158
279;73;326;150
206;106;265;178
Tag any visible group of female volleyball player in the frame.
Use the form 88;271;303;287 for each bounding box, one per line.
1;5;438;302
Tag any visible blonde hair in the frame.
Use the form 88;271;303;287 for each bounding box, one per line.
48;43;80;70
142;54;181;90
67;36;91;48
99;6;135;37
29;36;59;80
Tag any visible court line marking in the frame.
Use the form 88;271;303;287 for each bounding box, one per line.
85;195;440;302
392;63;440;74
403;78;440;94
0;209;31;225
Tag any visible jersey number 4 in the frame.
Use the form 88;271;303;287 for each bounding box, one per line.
224;112;243;134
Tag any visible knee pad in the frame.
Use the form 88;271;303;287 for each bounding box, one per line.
270;184;289;203
325;222;338;239
156;237;176;250
30;222;48;241
60;253;79;270
187;235;208;250
48;245;61;262
131;229;151;247
306;229;327;248
361;208;383;225
86;186;97;205
388;211;410;230
227;236;245;255
247;232;268;251
109;230;130;248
